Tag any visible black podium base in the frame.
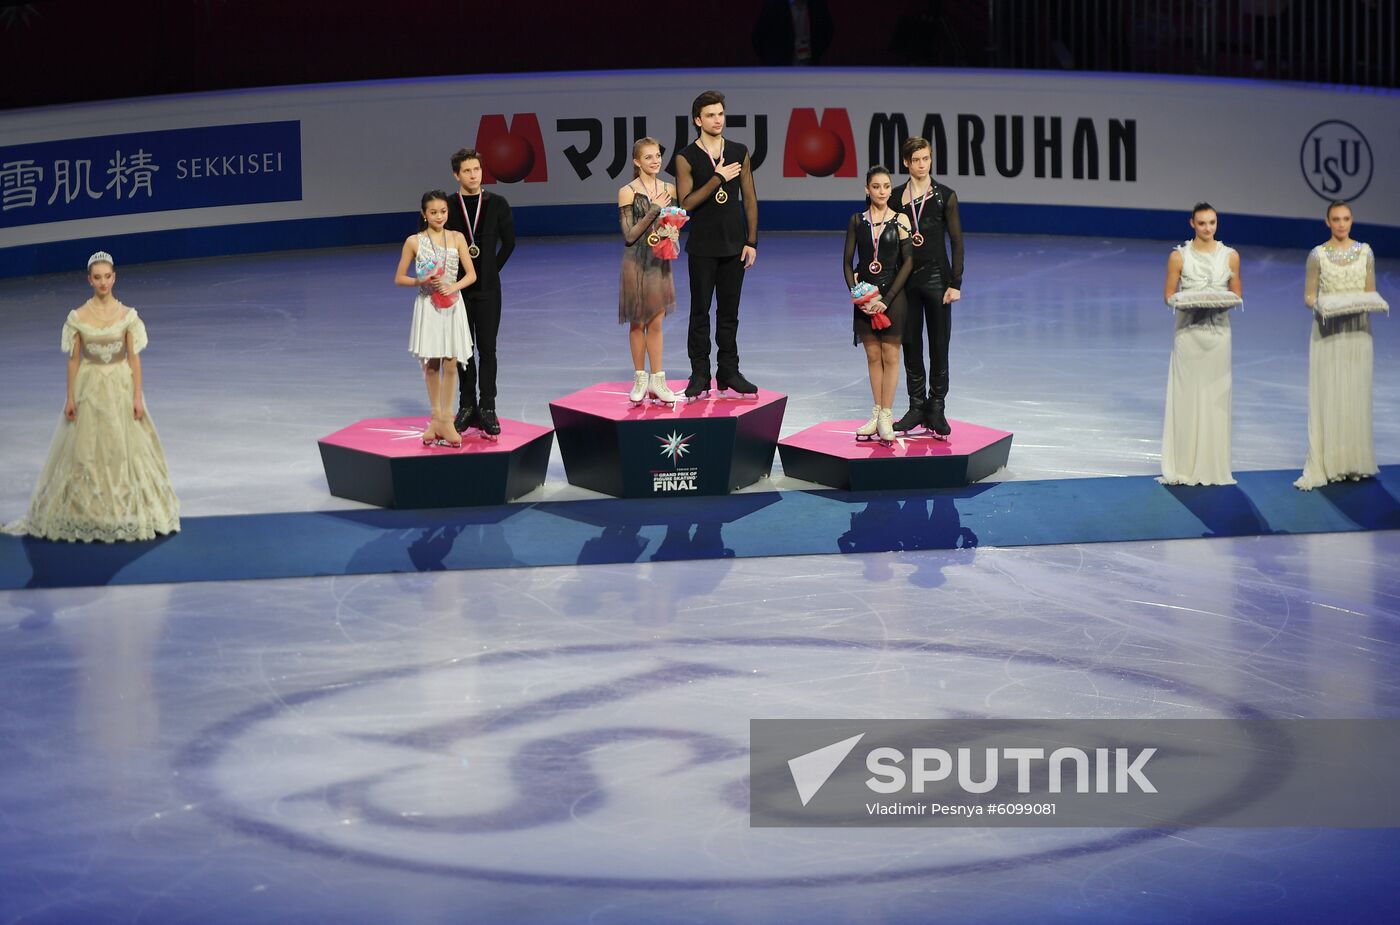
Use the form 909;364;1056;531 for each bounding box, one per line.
549;381;787;499
318;416;553;508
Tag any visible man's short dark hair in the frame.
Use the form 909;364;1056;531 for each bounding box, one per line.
451;147;481;173
901;136;931;163
692;90;726;123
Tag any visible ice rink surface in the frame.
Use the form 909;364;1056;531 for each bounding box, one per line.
1;232;1397;922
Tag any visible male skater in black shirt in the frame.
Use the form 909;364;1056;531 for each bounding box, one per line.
446;147;516;436
890;136;963;436
675;90;760;398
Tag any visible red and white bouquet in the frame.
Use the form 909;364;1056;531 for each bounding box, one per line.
647;206;690;260
415;252;456;309
851;281;891;330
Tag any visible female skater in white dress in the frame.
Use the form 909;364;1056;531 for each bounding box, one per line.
394;190;476;446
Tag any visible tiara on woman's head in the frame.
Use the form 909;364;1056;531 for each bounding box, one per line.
87;251;114;269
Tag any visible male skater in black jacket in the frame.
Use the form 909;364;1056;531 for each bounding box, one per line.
446;147;516;435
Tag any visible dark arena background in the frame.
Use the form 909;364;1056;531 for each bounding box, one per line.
2;2;1398;923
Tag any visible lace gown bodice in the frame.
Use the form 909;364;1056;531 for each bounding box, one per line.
1314;242;1372;294
65;309;147;365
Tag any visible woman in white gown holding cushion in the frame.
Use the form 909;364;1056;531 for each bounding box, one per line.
1160;202;1242;486
1295;200;1388;490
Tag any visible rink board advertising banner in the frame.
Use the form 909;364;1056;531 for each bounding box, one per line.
1;70;1396;255
0;121;302;228
750;719;1400;828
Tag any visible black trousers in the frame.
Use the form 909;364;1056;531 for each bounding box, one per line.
686;253;746;377
457;288;502;408
902;269;950;405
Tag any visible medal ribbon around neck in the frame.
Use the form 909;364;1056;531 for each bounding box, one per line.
458;191;484;259
424;229;446;265
705;140;729;204
866;208;888;275
420;229;451;306
425;230;449;279
636;174;661;202
907;182;930;247
638;177;665;246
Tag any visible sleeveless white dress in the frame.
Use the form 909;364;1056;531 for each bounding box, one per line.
4;308;180;542
1160;242;1236;486
407;232;472;362
1295;242;1379;489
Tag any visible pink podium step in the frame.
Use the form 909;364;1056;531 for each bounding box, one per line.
778;418;1012;491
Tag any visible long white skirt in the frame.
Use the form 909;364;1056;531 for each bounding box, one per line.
1295;313;1376;490
3;362;180;542
1160;308;1235;486
407;292;472;362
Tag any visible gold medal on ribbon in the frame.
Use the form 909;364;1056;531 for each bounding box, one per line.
704;141;729;205
866;208;887;277
459;191;484;262
907;185;931;251
646;232;661;246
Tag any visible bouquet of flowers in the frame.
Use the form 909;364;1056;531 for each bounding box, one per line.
851;281;891;330
415;251;456;309
647;206;690;260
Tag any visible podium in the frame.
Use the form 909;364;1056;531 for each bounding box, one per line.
549;381;786;498
318;416;553;508
778;419;1012;491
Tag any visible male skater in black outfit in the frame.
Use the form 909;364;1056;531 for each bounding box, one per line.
890;136;963;436
675;90;760;397
446;147;516;436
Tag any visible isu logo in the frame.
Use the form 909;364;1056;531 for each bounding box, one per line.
783;108;857;177
474;114;549;184
1300;120;1372;202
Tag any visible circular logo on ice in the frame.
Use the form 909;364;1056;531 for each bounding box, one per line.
175;638;1272;888
1300;120;1373;202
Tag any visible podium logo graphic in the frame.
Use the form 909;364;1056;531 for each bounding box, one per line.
653;430;698;491
1300;120;1372;202
784;108;857;177
789;733;865;805
657;430;693;465
474;114;549;184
